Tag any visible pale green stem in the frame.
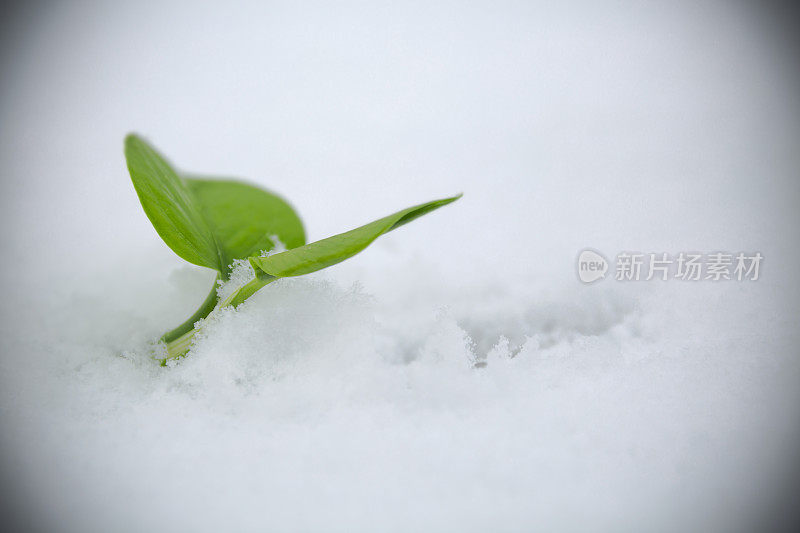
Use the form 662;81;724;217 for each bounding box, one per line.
160;274;221;343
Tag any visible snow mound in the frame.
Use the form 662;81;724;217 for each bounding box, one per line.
4;260;796;533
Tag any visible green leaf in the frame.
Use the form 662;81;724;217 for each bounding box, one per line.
228;195;461;306
125;134;223;271
184;177;306;272
250;194;460;277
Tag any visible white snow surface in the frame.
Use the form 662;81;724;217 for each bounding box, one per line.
1;2;799;532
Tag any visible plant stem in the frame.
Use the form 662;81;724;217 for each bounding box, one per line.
161;328;197;364
228;277;274;307
159;275;274;363
160;274;221;343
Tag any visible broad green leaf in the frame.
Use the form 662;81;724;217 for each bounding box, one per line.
249;194;461;279
125;134;223;271
185;177;306;271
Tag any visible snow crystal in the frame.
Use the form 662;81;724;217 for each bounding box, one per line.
215;236;287;303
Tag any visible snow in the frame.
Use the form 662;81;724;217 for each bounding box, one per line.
1;1;799;532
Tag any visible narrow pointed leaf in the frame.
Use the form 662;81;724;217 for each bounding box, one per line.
248;195;461;279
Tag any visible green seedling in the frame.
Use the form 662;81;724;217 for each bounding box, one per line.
124;134;460;363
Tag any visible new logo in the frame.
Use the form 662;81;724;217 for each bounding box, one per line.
577;249;608;283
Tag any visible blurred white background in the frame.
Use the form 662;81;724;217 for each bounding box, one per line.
1;1;799;532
